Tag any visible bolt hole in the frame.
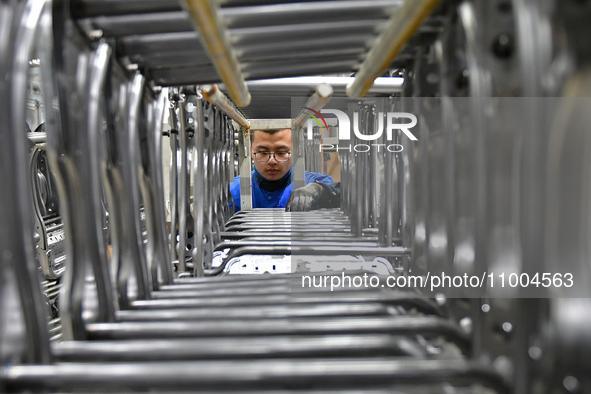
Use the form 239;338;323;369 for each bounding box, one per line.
497;1;512;13
491;33;515;59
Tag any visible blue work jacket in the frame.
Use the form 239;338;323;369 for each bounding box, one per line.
229;170;334;213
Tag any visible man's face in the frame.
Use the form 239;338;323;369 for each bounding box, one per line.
251;129;292;181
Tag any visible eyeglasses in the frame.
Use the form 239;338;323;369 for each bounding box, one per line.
253;151;291;162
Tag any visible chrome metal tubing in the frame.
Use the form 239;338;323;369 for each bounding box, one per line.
48;25;117;338
131;292;441;317
131;36;369;70
188;95;209;276
119;20;380;55
167;95;180;263
1;359;509;392
201;84;249;128
125;73;152;298
72;0;180;18
176;93;190;273
85;316;470;352
347;0;442;97
51;334;426;362
293;83;334;128
0;0;51;364
116;303;394;322
182;0;251;107
80;1;402;36
214;236;380;248
140;90;174;286
27;131;47;143
150;56;360;86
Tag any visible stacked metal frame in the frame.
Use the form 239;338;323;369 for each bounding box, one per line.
0;0;590;393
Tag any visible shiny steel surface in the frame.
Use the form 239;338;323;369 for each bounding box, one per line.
2;0;591;392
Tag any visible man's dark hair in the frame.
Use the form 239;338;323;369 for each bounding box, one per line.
250;129;288;144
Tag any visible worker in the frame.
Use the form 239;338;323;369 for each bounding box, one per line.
229;128;340;212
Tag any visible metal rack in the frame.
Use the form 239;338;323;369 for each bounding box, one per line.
1;0;591;393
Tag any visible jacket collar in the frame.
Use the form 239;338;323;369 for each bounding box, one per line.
254;167;292;192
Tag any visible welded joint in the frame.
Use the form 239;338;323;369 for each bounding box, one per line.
201;84;250;129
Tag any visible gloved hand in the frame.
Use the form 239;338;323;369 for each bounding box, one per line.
285;183;324;212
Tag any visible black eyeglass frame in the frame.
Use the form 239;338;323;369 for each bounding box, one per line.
252;151;292;162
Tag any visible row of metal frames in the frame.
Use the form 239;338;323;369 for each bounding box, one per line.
1;1;501;392
1;1;591;394
71;0;415;87
331;1;591;393
167;88;237;276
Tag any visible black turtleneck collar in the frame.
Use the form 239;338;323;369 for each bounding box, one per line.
254;167;292;192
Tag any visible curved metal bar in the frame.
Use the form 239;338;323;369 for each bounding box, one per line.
224;117;235;220
203;104;222;245
0;0;51;364
139;90;172;288
212;107;226;240
103;71;152;306
188;95;207;276
102;70;130;309
149;90;174;285
167;96;180;263
45;0;84;342
123;73;152;299
50;36;118;338
87;43;119;321
176;94;189;273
